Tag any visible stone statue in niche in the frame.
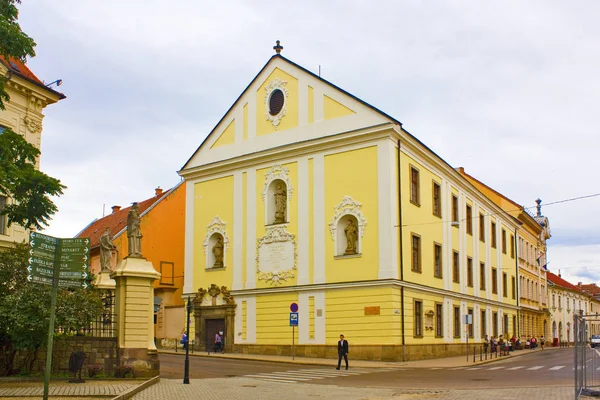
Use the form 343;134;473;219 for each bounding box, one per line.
127;202;143;258
344;218;358;255
212;236;224;267
99;228;116;272
273;182;287;224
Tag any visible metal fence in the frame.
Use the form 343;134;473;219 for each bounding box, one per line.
55;290;117;338
574;312;600;399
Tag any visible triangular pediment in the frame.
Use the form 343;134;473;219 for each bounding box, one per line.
181;55;397;172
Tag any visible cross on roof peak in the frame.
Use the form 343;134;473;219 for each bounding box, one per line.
273;40;283;55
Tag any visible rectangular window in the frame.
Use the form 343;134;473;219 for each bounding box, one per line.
481;310;487;337
480;263;486;290
479;213;485;242
0;196;6;235
159;261;174;285
452;195;459;223
411;234;421;273
435;303;443;337
502;229;507;254
512;315;516;336
468;309;474;338
493;312;498;337
503;272;508;297
410;167;420;205
466;205;473;235
512;276;516;299
452;251;460;283
492;268;498;294
434;243;442;278
453;306;461;338
491;222;497;248
414;300;423;337
510;235;515;258
432;182;441;217
467;257;473;287
503;314;509;335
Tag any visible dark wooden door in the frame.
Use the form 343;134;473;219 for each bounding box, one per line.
205;318;225;349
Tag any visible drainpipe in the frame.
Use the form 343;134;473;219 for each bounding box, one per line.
397;138;406;361
515;227;520;339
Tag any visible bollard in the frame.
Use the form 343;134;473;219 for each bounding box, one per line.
175;339;178;353
480;346;482;361
473;346;476;362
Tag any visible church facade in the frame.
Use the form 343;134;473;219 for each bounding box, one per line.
179;48;519;360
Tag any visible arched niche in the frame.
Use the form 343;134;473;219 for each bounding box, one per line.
202;216;229;269
207;233;225;268
336;214;360;256
266;179;289;225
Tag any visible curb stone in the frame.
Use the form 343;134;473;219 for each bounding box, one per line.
110;376;159;400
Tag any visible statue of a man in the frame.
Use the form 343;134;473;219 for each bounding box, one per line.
212;236;224;268
344;219;358;255
127;202;142;257
273;183;287;224
99;228;116;272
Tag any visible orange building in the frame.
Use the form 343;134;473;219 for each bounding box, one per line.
76;182;186;341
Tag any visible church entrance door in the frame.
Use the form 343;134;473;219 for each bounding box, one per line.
205;318;225;351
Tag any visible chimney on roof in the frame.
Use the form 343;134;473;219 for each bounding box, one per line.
111;205;121;213
578;282;583;287
155;187;163;196
457;167;465;174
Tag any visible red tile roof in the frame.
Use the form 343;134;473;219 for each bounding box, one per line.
0;56;65;99
76;189;170;248
547;271;583;293
580;283;600;295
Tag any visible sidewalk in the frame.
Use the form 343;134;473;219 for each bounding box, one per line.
159;345;560;369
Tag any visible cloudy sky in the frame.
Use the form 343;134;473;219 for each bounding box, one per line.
18;1;600;285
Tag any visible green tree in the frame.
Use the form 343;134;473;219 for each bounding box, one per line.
0;0;66;230
0;244;102;375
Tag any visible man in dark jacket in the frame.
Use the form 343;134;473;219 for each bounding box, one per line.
336;334;349;370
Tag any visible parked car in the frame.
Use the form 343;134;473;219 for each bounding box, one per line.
591;335;600;348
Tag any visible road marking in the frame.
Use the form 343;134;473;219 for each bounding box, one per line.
487;366;505;370
527;366;544;370
430;367;443;370
507;366;525;370
467;367;482;370
245;376;299;383
450;367;469;370
549;366;565;371
272;372;325;379
246;374;313;381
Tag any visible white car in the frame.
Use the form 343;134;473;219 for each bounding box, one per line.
591;335;600;348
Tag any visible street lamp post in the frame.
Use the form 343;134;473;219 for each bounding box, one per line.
183;296;192;384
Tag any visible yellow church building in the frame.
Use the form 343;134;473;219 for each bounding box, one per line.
179;43;519;360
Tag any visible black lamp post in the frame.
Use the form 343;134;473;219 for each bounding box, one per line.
183;296;192;384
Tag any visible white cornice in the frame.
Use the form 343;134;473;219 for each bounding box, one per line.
231;279;519;310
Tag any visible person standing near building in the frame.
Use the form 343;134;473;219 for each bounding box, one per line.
180;332;188;351
215;331;224;354
336;334;349;370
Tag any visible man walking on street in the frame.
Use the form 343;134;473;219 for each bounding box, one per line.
336;334;349;370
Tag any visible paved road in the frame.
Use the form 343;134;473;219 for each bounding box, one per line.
161;348;576;389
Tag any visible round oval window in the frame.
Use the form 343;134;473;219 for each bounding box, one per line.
268;89;285;116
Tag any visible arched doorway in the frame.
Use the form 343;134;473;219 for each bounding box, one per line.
552;321;557;339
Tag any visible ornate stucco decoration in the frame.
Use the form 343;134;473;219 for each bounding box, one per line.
261;164;294;203
23;116;42;133
328;196;367;240
202;216;230;254
256;225;297;286
264;78;288;128
194;284;236;306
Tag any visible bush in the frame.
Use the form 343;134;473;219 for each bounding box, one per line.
87;364;104;378
114;365;134;378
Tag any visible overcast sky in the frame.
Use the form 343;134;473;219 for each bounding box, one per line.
18;0;600;285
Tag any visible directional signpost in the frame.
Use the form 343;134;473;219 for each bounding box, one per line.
28;232;90;400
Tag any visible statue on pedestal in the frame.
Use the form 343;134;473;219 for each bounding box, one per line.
212;236;224;267
99;228;116;272
274;183;287;224
127;202;143;258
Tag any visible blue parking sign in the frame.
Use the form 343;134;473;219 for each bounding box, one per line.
290;312;299;326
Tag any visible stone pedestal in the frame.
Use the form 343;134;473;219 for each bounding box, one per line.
111;257;161;377
94;271;116;290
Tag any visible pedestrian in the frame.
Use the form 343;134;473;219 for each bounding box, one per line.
336;334;349;370
540;335;545;350
180;332;188;351
531;336;537;349
483;335;489;353
215;331;224;354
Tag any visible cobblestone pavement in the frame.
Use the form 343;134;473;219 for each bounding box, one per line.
132;378;579;400
0;380;138;398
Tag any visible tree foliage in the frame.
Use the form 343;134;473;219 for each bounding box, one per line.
0;244;103;375
0;1;66;230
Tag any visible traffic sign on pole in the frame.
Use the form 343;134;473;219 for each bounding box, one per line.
290;312;299;326
290;303;299;313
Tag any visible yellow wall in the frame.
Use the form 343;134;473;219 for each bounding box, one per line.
256;68;299;135
324;95;355;120
193;176;234;290
324;146;378;283
325;287;399;344
256;292;298;345
211;120;235;148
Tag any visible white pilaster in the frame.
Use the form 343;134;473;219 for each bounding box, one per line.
314;87;324;122
248;92;257;139
183;179;196;295
245;169;257;289
298;76;308;126
233;171;243;290
377;141;399;279
298;157;310;285
234;105;243;143
313;155;325;284
234;296;256;344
